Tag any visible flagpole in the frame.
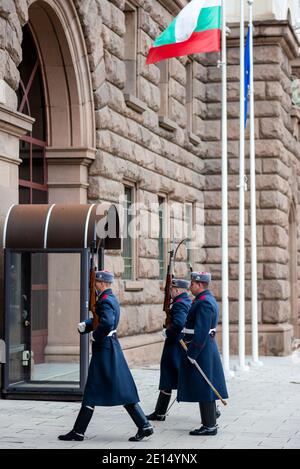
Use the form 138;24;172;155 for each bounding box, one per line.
221;0;233;377
238;0;249;371
248;0;263;367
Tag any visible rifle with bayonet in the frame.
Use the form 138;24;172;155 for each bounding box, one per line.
163;239;188;328
89;240;101;330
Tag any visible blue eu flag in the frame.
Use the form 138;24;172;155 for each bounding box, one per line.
244;27;250;128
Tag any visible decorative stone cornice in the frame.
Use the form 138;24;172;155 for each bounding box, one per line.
46;147;96;166
228;20;300;60
157;0;188;16
0;105;34;138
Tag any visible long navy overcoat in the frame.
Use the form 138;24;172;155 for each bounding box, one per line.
82;289;139;407
177;290;228;403
159;292;191;390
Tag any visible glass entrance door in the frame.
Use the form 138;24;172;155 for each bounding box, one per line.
5;253;31;386
3;250;89;399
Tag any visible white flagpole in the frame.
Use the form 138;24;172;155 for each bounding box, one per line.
221;0;233;376
238;0;248;371
248;0;263;367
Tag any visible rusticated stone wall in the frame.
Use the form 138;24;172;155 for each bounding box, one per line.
74;0;206;358
1;0;300;361
204;21;300;355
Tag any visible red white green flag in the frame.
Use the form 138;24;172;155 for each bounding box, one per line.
146;0;221;64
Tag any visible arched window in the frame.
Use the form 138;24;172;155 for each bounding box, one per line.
18;24;48;205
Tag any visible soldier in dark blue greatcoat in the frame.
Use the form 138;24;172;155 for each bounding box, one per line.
147;278;191;421
177;272;228;436
58;270;153;442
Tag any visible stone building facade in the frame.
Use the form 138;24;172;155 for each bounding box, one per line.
0;0;299;373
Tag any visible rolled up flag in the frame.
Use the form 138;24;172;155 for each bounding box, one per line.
146;0;222;65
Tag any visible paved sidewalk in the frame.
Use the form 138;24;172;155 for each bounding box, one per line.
0;356;299;449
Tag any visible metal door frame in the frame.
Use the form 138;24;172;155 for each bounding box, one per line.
2;248;90;401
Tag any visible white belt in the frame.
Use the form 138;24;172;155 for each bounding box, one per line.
107;329;117;337
182;328;194;334
182;328;216;335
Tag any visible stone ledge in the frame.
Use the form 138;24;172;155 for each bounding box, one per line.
121;332;163;366
0;105;34;137
120;332;163;349
216;322;294;356
158;115;177;132
188;131;201;146
124;94;147;114
124;280;144;291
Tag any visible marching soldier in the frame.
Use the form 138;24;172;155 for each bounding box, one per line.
177;272;228;436
58;270;153;442
147;278;191;421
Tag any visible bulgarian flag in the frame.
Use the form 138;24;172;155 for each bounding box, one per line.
146;0;221;64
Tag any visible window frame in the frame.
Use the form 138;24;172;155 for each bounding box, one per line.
122;183;137;280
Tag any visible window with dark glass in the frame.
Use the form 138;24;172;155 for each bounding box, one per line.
185;203;193;270
158;197;165;280
123;186;134;279
124;2;138;96
186;60;193;132
17;24;47;205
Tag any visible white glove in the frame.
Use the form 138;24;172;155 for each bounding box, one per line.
161;328;167;338
187;356;196;365
77;322;86;333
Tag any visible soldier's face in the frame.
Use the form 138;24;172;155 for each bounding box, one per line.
171;287;178;299
190;281;202;296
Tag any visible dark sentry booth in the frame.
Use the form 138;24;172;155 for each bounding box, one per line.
2;204;120;400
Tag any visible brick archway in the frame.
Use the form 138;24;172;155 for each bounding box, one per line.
27;0;96;203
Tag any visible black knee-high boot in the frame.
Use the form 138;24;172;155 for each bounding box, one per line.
146;390;172;421
58;405;94;441
124;403;154;442
189;402;217;436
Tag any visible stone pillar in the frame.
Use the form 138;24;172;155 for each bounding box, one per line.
46;148;96;204
205;21;299;355
0;105;34;336
45;148;96;362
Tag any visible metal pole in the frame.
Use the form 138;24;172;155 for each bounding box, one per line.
238;0;248;371
221;0;232;376
248;0;263;367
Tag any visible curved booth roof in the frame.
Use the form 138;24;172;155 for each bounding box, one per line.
3;204;121;251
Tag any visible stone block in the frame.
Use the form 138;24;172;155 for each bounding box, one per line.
258;280;290;300
256;209;287;228
260;191;289;212
263;263;289;280
263;225;289;248
205;83;221;103
266;81;284;100
104;50;125;89
139;54;160;86
88;176;123;202
262;159;290;179
169;57;186;86
99;0;125;37
169;97;186;129
102;24;124;60
256;246;289;264
139;8;160;40
139;76;160;112
139;257;159;279
138;237;159;258
0;0;15;19
260;117;285;140
169;77;185;104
